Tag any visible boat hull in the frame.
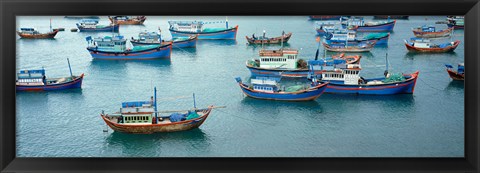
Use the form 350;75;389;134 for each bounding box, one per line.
101;108;212;134
87;44;172;60
349;20;396;32
412;28;452;38
446;69;464;80
324;71;419;95
169;25;238;40
16;74;84;91
447;24;464;29
405;40;460;53
237;82;329;101
17;30;59;39
76;24;119;32
246;32;292;44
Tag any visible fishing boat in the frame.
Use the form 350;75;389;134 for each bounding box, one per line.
16;59;84;91
342;17;396;32
324;29;390;45
322;41;376;52
245;31;292;45
234;77;329;101
445;63;464;80
246;48;360;77
309;58;419;95
168;19;238;40
17;28;58;39
412;25;453;38
101;87;214;134
130;30;197;48
404;38;460;53
446;16;464;29
309;16;343;20
76;19;119;32
17;19;58;39
373;16;409;19
108;16;146;25
86;35;172;60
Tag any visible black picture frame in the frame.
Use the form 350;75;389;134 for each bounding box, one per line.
1;0;479;172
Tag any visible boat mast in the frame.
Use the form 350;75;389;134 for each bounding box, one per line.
154;87;158;124
225;16;228;29
193;93;196;109
50;18;52;32
385;53;389;76
67;58;73;78
315;36;321;60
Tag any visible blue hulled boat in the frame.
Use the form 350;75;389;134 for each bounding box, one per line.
324;29;390;45
168;20;238;40
16;59;84;91
86;35;172;60
76;19;119;32
309;61;419;95
246;48;361;78
235;77;329;101
342;17;396;32
446;16;464;29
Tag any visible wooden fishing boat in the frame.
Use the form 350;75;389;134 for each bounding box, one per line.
246;48;361;77
101;88;214;134
17;28;58;39
168;20;238;40
76;19;119;32
86;35;172;60
404;38;460;53
446;16;464;29
245;32;292;44
315;22;340;35
445;63;464;80
412;26;453;38
16;59;84;91
322;41;376;52
108;16;146;25
234;77;329;101
309;16;343;20
373;16;409;19
130;31;197;48
342;17;396;32
324;29;390;45
308;61;419;95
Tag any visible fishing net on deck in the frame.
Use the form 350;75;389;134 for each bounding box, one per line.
131;45;159;52
202;28;227;32
363;33;389;40
297;59;308;69
186;111;200;120
383;73;406;83
248;60;259;67
285;85;305;92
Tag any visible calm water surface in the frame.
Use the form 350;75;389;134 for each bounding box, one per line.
16;16;464;157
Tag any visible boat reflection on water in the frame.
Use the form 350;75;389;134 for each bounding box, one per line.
89;58;172;69
404;51;458;60
103;128;211;157
445;80;464;91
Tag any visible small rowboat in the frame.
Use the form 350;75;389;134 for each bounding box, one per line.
412;26;453;38
108;16;146;25
245;32;292;45
17;28;58;39
101;88;216;134
445;63;464;80
16;59;84;91
235;77;329;101
322;41;376;52
404;38;460;53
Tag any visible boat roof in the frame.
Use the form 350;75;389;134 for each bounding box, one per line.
308;58;347;66
168;21;204;25
410;37;430;42
251;78;277;86
79;19;99;23
17;69;45;79
122;101;152;108
94;35;126;42
20;28;36;31
259;48;298;56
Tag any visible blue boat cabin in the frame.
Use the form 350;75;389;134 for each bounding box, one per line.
250;78;279;93
16;69;46;85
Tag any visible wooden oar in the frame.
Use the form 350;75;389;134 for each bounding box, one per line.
156;106;226;113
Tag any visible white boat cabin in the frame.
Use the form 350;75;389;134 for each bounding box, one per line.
168;21;204;32
16;69;45;86
250;78;279;93
326;29;356;41
88;35;127;52
137;31;161;43
78;19;100;29
257;49;299;69
116;101;155;125
320;64;362;85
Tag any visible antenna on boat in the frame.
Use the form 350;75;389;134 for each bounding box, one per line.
262;29;266;50
281;31;284;49
67;58;73;78
154;87;158;124
193;93;196;109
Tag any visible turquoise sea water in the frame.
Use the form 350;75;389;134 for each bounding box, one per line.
16;16;464;157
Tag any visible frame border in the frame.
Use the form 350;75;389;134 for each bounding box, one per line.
1;0;479;172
